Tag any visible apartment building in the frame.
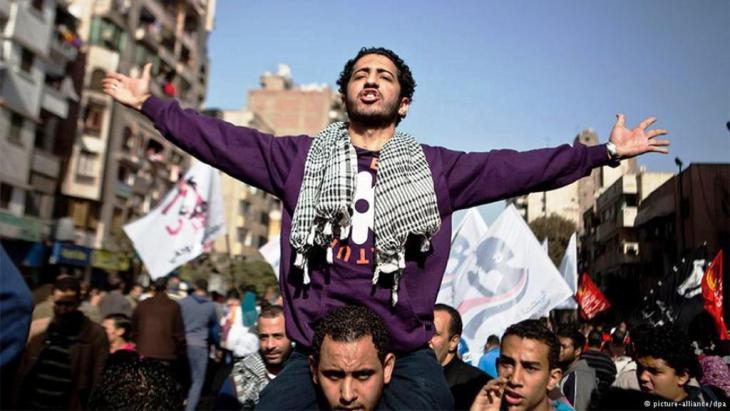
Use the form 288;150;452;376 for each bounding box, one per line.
57;0;215;249
0;0;82;244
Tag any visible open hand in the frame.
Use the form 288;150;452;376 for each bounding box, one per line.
470;378;507;411
102;63;152;110
610;114;669;158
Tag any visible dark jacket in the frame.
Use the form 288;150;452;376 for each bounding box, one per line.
132;292;186;360
14;312;109;409
444;356;491;410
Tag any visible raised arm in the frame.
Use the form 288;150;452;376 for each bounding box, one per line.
103;64;309;197
442;115;669;210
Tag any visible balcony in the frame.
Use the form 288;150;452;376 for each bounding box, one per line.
116;181;133;199
7;3;52;56
145;0;176;30
132;176;152;194
1;69;42;118
49;33;79;63
41;85;69;118
134;25;160;50
31;150;61;178
619;207;637;227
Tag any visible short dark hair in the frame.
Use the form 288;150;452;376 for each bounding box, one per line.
53;275;81;300
226;288;240;300
487;335;500;346
503;319;561;370
557;325;586;352
312;305;390;363
152;277;168;292
434;303;462;339
633;324;700;378
260;304;284;319
587;330;603;348
193;278;208;292
89;352;184;410
104;313;132;341
336;47;416;124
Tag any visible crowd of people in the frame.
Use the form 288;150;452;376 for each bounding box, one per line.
2;270;728;410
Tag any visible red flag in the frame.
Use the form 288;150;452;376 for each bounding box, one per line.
701;250;728;340
576;273;611;320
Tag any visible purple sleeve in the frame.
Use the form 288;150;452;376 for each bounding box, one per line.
442;143;611;210
141;96;310;197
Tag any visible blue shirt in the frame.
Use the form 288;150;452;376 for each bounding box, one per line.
477;347;500;378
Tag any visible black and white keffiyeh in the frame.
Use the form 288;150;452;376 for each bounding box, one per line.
290;121;441;305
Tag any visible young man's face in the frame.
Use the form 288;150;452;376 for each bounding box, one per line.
636;356;689;402
310;335;395;411
258;315;292;367
558;336;580;367
344;53;410;127
498;335;562;411
429;310;458;365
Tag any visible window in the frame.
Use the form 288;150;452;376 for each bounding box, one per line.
260;212;269;226
20;47;34;73
90;69;106;91
89;17;127;52
77;151;98;179
0;183;12;209
83;101;105;136
24;191;42;217
237;227;248;244
8;113;24;145
31;0;44;12
239;200;250;215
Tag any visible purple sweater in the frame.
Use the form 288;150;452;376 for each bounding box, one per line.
142;96;611;352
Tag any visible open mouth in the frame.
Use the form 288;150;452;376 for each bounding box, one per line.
503;389;523;406
359;88;380;103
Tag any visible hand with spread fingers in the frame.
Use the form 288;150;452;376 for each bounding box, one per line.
609;113;670;159
102;63;152;110
470;377;508;411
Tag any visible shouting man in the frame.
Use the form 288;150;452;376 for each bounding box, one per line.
104;46;669;409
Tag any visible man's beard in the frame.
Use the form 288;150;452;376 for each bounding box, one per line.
345;92;400;128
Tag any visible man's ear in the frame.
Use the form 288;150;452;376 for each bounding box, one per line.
448;334;461;353
398;97;410;118
547;367;563;391
308;355;319;385
383;353;396;385
676;369;690;387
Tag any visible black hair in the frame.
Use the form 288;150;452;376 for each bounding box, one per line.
633;324;700;378
312;305;390;363
336;47;416;124
152;277;168;292
193;278;208;292
104;313;133;341
557;324;586;352
487;335;500;346
587;330;603;348
434;303;463;339
260;304;285;319
226;288;240;300
503;319;561;370
88;352;184;410
53;275;81;300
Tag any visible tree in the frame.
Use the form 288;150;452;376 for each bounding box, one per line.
528;215;576;267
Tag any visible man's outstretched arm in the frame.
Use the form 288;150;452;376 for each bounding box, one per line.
442;114;669;211
102;64;309;197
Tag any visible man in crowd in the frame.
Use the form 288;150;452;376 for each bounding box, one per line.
178;278;220;411
470;319;572;411
104;46;668;408
557;325;597;411
309;305;397;411
99;276;133;318
125;283;144;311
230;304;293;409
478;334;501;378
431;303;490;410
132;276;186;364
608;329;638;390
633;323;728;405
580;329;616;402
14;275;109;409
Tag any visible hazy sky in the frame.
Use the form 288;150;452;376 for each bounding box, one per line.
204;0;730;223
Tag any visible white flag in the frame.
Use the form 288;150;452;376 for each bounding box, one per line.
453;205;571;354
676;259;705;299
259;234;281;280
124;162;226;279
436;208;488;305
555;233;578;309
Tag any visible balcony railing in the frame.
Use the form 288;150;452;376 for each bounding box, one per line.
41;85;69;118
1;69;42;118
8;3;52;56
31;150;61;178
